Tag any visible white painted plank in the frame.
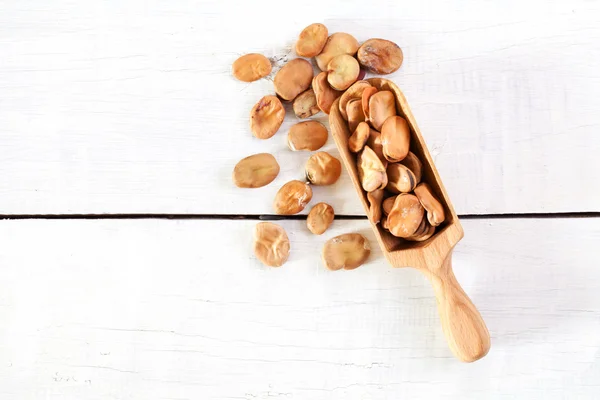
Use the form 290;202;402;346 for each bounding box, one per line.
0;218;598;399
1;1;600;215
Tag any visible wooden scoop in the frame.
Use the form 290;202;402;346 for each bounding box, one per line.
330;78;490;362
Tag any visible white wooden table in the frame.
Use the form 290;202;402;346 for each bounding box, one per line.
1;1;599;399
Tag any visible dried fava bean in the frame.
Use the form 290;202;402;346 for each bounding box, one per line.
399;152;423;182
250;95;286;139
306;152;342;185
288;121;328;151
273;180;313;215
315;32;360;71
414;182;446;227
387;193;425;238
346;98;365;132
232;53;272;82
312;71;342;114
357;39;403;74
253;222;290;267
381;116;410;162
274;58;314;101
327;54;360;91
233;153;280;188
387;163;418;194
348;122;370;153
339;80;372;120
296;23;328;57
366;129;386;163
362;86;378;120
367;189;384;224
357;146;388;192
293;89;320;119
307;202;335;235
322;233;370;271
382;195;396;215
369;91;396;131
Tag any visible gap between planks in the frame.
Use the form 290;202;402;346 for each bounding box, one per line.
0;212;599;221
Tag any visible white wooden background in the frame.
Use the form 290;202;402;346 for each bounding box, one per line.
1;0;600;399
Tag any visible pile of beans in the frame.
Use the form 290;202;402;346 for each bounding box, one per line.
232;23;426;269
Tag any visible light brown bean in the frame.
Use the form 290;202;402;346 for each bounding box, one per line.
274;58;314;101
399;152;423;182
357;39;403;74
295;23;328;57
273;180;313;215
414;182;446;227
348;122;370;153
387;193;424;238
368;91;396;131
339;81;372;120
233;153;280;188
307;202;335;235
367;189;385;224
250;95;285;139
315;33;360;71
362;86;378;121
232;53;272;82
253;222;290;267
312;71;342;114
305;152;342;185
381;115;410;162
386;163;418;194
287;121;328;151
327;54;360;91
357;146;388;192
322;233;370;271
346;98;365;133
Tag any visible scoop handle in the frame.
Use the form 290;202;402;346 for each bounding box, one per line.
427;253;490;362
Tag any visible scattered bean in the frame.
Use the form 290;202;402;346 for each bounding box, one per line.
250;95;286;139
357;39;403;74
307;202;335;235
327;54;360;91
293;89;320;119
273;180;313;215
233;153;280;188
322;233;370;271
312;71;342;114
306;152;342;185
274;58;314;101
288;121;328;151
253;222;290;267
296;23;328;57
232;53;272;82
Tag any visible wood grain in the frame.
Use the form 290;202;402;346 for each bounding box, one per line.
1;1;599;215
0;218;599;398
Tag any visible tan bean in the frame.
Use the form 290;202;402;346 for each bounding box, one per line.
381;214;390;230
287;121;328;151
322;233;370;271
312;71;342;114
414;182;446;227
348;121;370;153
293;89;320;119
387;193;424;238
253;222;290;267
338;80;372;120
406;218;435;242
367;189;384;224
233;153;280;188
273;180;313;215
399;152;423;182
382;195;396;215
250;95;285;139
366;129;386;163
357;146;388;192
381;116;410;162
327;54;360;91
386;163;418;194
362;86;378;120
295;23;328;57
274;58;314;101
357;39;403;74
346;98;365;132
315;33;359;71
307;202;335;235
368;91;396;131
232;53;272;82
305;152;342;185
